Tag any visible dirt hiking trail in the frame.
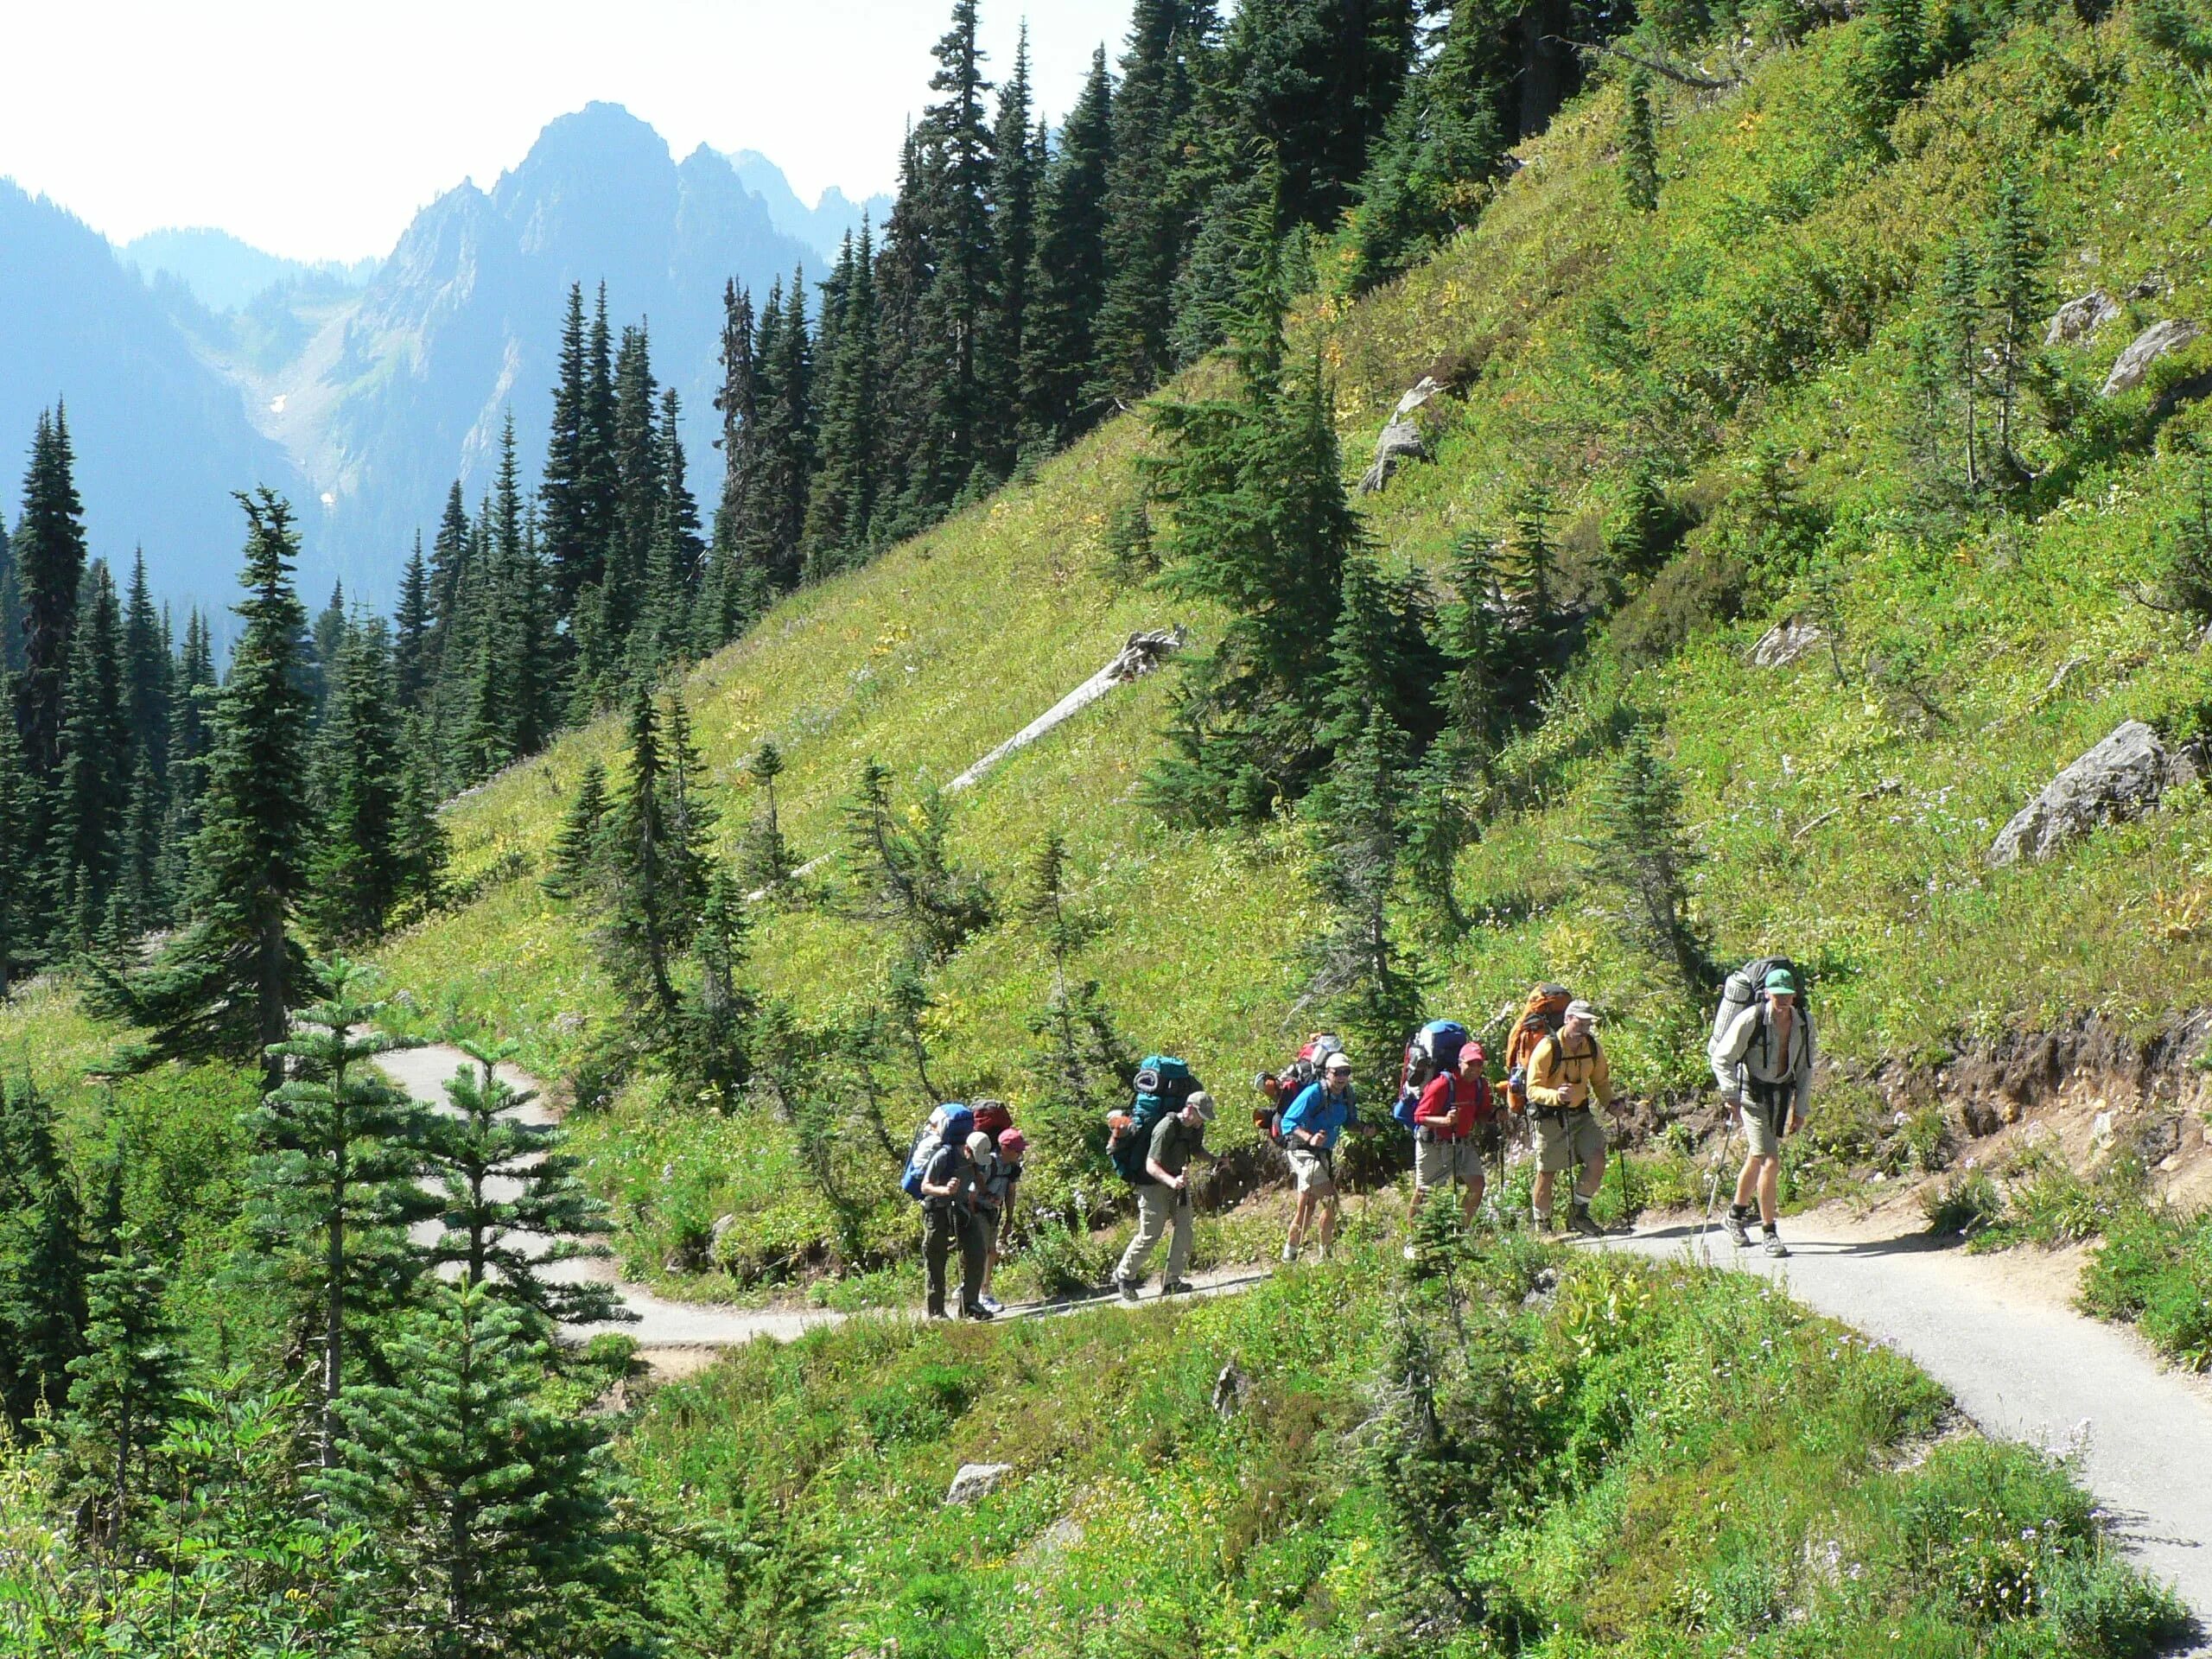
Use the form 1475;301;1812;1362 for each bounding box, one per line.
1595;1209;2212;1640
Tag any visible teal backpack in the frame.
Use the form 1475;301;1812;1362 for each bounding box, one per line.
1109;1056;1196;1184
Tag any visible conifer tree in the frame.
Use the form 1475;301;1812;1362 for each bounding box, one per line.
582;283;622;584
744;276;815;594
708;280;762;642
12;405;88;783
658;687;718;936
1021;48;1114;446
1436;530;1508;772
1018;832;1129;1164
541;283;599;619
542;760;610;901
307;582;347;719
1934;237;1984;493
984;26;1042;474
610;321;663;638
424;1042;626;1330
1502;480;1559;632
0;716;26;990
1983;164;2044;480
307;620;408;946
1581;723;1710;998
1620;67;1660;213
111;747;168;938
735;741;795;897
321;1281;620;1656
841;758;995;963
49;559;128;945
601;688;681;1020
119;550;170;779
1229;0;1413;232
1343;10;1500;290
1853;0;1930;136
392;720;450;920
1401;744;1474;935
427;482;474;690
804;226;881;576
393;535;432;711
248;959;434;1468
161;609;217;908
92;493;318;1089
60;1221;186;1550
681;871;760;1109
0;505;18;675
1303;705;1425;1073
0;1076;87;1427
644;386;704;663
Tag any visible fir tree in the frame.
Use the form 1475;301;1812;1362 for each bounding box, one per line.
1853;0;1930;137
804;226;881;577
1436;530;1508;772
680;871;760;1109
735;740;795;896
745;276;815;594
1227;0;1414;233
1401;743;1474;935
1983;164;2044;480
610;321;663;642
1343;10;1501;290
1303;705;1425;1071
1502;480;1559;631
1620;67;1660;213
601;689;681;1020
91;493;319;1090
111;747;168;938
119;550;170;780
541;760;610;901
541;283;598;619
1017;833;1130;1166
0;505;18;675
658;687;718;935
49;559;128;945
1934;236;1984;493
307;582;347;718
307;619;408;946
582;283;622;590
60;1221;186;1550
12;405;88;782
391;718;451;921
0;716;26;990
0;1076;88;1427
1021;48;1114;446
161;608;217;910
320;1281;620;1657
424;1041;626;1331
984;25;1042;473
841;759;995;963
393;535;432;711
707;280;762;643
248;959;435;1468
1580;723;1710;998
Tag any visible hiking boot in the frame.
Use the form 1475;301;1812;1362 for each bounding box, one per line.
1569;1204;1604;1239
1764;1230;1789;1259
1531;1210;1553;1233
1116;1276;1141;1302
1281;1240;1300;1264
977;1294;1004;1315
1724;1205;1752;1249
963;1302;995;1321
1161;1279;1195;1295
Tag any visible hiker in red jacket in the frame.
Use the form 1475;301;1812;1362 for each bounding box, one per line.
1409;1042;1494;1228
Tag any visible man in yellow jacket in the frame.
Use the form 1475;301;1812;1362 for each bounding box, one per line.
1525;999;1611;1236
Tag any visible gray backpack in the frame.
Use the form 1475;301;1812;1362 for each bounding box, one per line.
1708;957;1808;1096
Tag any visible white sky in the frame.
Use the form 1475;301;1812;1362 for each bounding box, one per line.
0;0;1135;262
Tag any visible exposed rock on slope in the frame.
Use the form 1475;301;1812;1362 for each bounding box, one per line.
1987;720;2189;865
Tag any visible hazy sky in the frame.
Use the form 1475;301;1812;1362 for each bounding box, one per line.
2;0;1135;261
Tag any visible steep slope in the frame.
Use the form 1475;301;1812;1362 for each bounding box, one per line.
118;227;378;315
0;184;309;604
379;8;2212;1281
725;149;893;262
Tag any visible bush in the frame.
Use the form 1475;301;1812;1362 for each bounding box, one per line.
2081;1205;2212;1370
1923;1166;2004;1237
1610;547;1748;665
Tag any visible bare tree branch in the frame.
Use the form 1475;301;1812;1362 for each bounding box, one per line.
1557;37;1743;91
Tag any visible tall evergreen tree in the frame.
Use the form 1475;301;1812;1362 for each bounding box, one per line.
427;481;474;683
11;406;88;783
1021;48;1114;446
0;505;19;675
1620;67;1660;213
425;1042;626;1331
307;582;347;718
320;1281;620;1657
160;609;217;909
658;688;718;937
582;283;622;588
601;689;681;1020
119;550;170;780
747;275;816;592
307;619;409;946
707;280;762;643
91;493;318;1089
680;870;760;1108
0;715;26;990
804;227;882;576
541;760;610;902
110;747;168;939
249;961;435;1468
1983;164;2044;480
60;1221;186;1550
734;741;795;897
984;26;1042;473
644;386;704;659
541;283;598;619
48;560;128;945
392;716;451;921
0;1076;88;1427
1580;723;1710;998
609;321;663;641
393;535;432;711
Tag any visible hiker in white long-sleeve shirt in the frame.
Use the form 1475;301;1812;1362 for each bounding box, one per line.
1712;966;1815;1257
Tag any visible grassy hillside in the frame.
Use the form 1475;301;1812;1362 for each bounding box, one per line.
374;1;2212;1283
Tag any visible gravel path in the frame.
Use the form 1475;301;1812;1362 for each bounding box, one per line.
1592;1213;2212;1638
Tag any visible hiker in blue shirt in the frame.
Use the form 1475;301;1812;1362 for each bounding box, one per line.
1279;1051;1357;1263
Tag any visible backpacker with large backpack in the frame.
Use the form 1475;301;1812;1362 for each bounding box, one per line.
1107;1056;1198;1183
1707;956;1810;1096
900;1103;977;1200
1253;1033;1342;1147
1394;1020;1471;1128
1504;984;1573;1113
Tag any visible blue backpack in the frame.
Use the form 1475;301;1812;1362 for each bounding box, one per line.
900;1103;976;1200
1394;1020;1471;1128
1108;1057;1196;1184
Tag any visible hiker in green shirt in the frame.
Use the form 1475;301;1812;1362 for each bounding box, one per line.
1115;1091;1216;1300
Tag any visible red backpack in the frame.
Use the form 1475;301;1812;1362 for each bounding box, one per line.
1253;1033;1342;1147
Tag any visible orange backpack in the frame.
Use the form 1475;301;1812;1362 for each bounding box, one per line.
1503;984;1573;1111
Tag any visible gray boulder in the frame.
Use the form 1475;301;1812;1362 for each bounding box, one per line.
1987;720;2173;866
1357;376;1445;494
2044;290;2120;347
2102;320;2201;397
1750;614;1826;668
944;1462;1014;1506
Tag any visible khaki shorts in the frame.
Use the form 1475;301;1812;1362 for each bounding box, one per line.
1535;1108;1605;1175
1414;1134;1485;1190
1287;1147;1338;1198
1739;1099;1787;1160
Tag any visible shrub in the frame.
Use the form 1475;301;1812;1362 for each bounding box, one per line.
1610;547;1748;666
1923;1166;2004;1236
2081;1205;2212;1370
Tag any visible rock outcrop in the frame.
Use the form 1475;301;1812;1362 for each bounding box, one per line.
1986;720;2179;866
945;1462;1014;1506
2102;319;2201;397
1750;614;1826;668
1357;376;1445;494
2044;290;2121;347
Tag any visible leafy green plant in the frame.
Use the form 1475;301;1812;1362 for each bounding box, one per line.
1922;1166;2004;1236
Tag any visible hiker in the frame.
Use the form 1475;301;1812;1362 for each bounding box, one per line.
918;1129;994;1320
1713;965;1815;1258
1410;1040;1494;1228
1115;1090;1216;1300
975;1128;1026;1313
1526;999;1612;1237
1280;1052;1358;1262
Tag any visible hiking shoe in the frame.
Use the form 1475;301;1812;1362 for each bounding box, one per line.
977;1294;1004;1314
1764;1231;1789;1259
1162;1279;1195;1295
1281;1240;1300;1264
1724;1206;1751;1249
1116;1276;1141;1302
1569;1206;1605;1240
963;1303;995;1322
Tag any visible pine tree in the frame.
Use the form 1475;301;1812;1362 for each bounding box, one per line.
582;283;622;591
161;609;217;904
110;747;168;938
541;283;598;619
743;276;815;594
735;741;795;896
49;559;129;945
601;689;681;1020
1854;0;1930;136
842;758;995;963
707;280;762;644
804;226;881;577
1502;480;1559;631
248;959;435;1468
1401;744;1474;935
307;582;347;718
119;550;170;781
0;505;19;676
393;535;432;711
984;26;1042;474
1983;164;2044;480
610;321;663;645
320;1281;620;1656
91;492;319;1089
307;620;407;946
1303;705;1425;1074
425;1041;626;1330
427;481;474;669
643;386;704;663
680;871;760;1109
392;716;450;920
0;715;26;990
12;406;88;782
1620;67;1660;213
1581;723;1710;998
1228;0;1414;234
1343;9;1501;290
0;1076;87;1427
1436;530;1507;772
541;760;610;901
658;687;718;937
1021;48;1114;446
1935;236;1984;493
1018;833;1129;1167
60;1222;186;1550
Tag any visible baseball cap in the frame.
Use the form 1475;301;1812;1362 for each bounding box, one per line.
1185;1090;1217;1122
1323;1052;1353;1073
1763;967;1798;994
1564;999;1598;1023
964;1130;994;1157
998;1128;1027;1157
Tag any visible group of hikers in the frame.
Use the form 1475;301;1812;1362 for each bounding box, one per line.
902;958;1816;1319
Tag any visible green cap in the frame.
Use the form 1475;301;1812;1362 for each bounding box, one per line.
1763;967;1797;995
